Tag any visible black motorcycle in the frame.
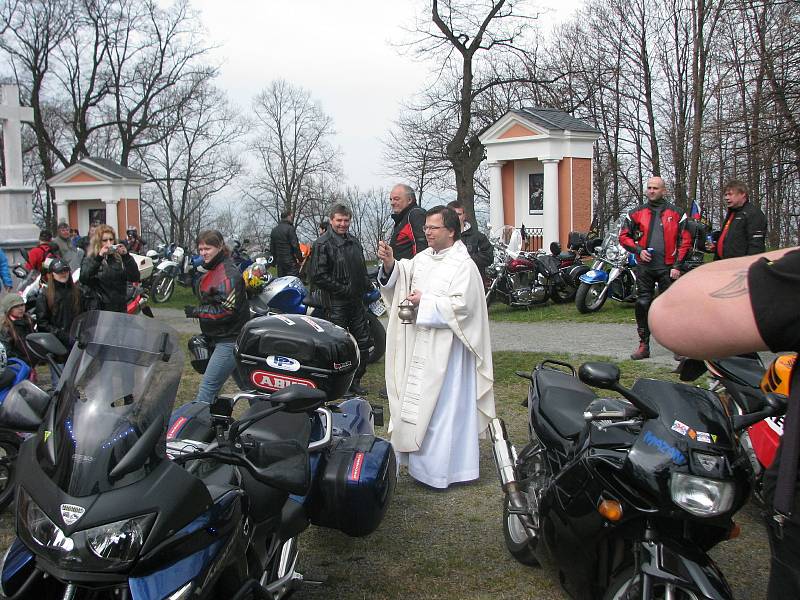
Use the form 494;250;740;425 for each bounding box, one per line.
490;359;782;599
0;312;395;599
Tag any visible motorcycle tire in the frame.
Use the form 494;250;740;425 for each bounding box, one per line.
603;566;702;600
367;312;386;364
502;493;539;566
0;431;21;512
151;272;176;304
575;282;608;314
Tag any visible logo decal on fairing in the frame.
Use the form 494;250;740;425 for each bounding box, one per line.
643;430;687;465
250;370;317;391
61;503;85;526
266;355;301;372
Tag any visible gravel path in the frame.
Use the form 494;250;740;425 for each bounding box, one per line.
153;307;676;366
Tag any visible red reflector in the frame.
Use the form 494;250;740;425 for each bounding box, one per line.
349;451;365;481
167;416;188;440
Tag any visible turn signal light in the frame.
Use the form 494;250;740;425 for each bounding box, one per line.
598;499;623;521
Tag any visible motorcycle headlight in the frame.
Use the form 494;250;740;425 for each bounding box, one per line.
86;513;155;564
605;245;620;261
670;473;735;517
18;488;73;552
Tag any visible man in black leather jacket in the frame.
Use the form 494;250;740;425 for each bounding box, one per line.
711;180;767;260
447;200;493;275
307;203;372;396
269;209;303;276
389;184;427;260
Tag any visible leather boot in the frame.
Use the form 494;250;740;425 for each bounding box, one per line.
631;328;650;360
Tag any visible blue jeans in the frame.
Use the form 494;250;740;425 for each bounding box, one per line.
194;341;237;404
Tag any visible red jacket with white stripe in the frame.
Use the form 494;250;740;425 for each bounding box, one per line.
193;254;249;341
619;202;691;267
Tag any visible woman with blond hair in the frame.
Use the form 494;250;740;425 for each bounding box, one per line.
79;224;139;312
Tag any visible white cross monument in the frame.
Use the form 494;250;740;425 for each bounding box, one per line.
0;84;39;266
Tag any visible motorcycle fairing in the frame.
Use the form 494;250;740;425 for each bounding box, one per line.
129;539;225;600
579;269;609;284
0;538;33;588
155;260;181;278
255;276;307;314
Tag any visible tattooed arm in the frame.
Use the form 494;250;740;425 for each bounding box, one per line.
649;247;796;359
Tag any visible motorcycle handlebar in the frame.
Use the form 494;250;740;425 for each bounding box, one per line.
732;392;786;431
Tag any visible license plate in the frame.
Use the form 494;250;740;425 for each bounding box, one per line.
369;299;386;316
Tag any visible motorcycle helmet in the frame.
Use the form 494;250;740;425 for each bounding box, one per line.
760;353;797;396
243;263;270;292
126;226;138;237
188;335;214;374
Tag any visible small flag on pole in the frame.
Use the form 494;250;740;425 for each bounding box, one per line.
690;200;702;220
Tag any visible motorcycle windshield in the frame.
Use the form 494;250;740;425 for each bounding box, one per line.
40;311;183;497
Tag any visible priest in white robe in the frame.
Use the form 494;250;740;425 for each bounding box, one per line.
376;205;496;488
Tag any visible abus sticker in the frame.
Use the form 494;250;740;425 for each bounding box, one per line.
250;370;316;391
61;503;85;526
266;355;301;372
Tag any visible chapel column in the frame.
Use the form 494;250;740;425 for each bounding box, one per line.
542;159;560;249
488;161;504;236
55;199;69;225
103;198;119;232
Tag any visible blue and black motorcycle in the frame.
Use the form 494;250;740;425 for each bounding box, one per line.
574;231;638;314
0;311;395;599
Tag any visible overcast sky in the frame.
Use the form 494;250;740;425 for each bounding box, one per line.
191;0;583;192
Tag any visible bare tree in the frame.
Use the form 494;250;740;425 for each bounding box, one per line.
248;79;341;232
136;80;245;249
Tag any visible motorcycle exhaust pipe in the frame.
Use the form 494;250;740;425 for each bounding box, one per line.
489;418;519;489
489;419;536;535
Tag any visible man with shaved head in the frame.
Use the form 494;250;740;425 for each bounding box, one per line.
619;176;691;359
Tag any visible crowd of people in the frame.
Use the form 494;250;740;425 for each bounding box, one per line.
0;176;795;596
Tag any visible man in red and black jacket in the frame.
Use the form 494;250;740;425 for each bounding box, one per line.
619;176;691;360
389;184;427;260
24;230;56;272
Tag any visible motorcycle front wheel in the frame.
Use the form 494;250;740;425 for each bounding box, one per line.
502;493;539;566
367;312;386;364
151;272;176;303
604;567;702;600
575;282;608;313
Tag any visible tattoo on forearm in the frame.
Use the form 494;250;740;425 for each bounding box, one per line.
709;270;749;299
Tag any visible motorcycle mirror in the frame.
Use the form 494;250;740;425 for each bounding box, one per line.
109;416;165;480
578;362;621;389
676;357;707;382
12;265;27;279
25;332;68;362
549;241;561;256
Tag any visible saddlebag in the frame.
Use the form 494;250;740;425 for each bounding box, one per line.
309;433;396;537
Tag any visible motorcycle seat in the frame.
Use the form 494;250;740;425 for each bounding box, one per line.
558;251;576;261
711;355;764;388
535;368;596;439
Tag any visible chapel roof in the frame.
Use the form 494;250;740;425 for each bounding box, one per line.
77;157;146;181
511;107;599;134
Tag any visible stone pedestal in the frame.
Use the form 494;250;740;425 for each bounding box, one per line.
0;187;38;265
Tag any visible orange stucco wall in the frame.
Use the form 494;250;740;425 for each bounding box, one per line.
66;171;101;183
572;158;592;232
68;202;78;230
498;123;538;139
501;162;515;226
116;198;141;234
558;158;572;246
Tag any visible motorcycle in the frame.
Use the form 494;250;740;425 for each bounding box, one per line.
0;311;396;599
149;244;204;303
489;358;780;599
0;334;68;512
677;353;792;505
246;264;386;365
485;228;549;308
575;230;638;314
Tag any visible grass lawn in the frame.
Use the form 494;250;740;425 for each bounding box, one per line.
0;341;768;599
488;297;637;324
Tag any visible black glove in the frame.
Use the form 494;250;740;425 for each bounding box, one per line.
184;305;197;318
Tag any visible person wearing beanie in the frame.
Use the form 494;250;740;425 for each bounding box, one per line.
0;294;36;368
618;177;692;360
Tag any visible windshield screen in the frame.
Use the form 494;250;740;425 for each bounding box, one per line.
39;311;183;497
